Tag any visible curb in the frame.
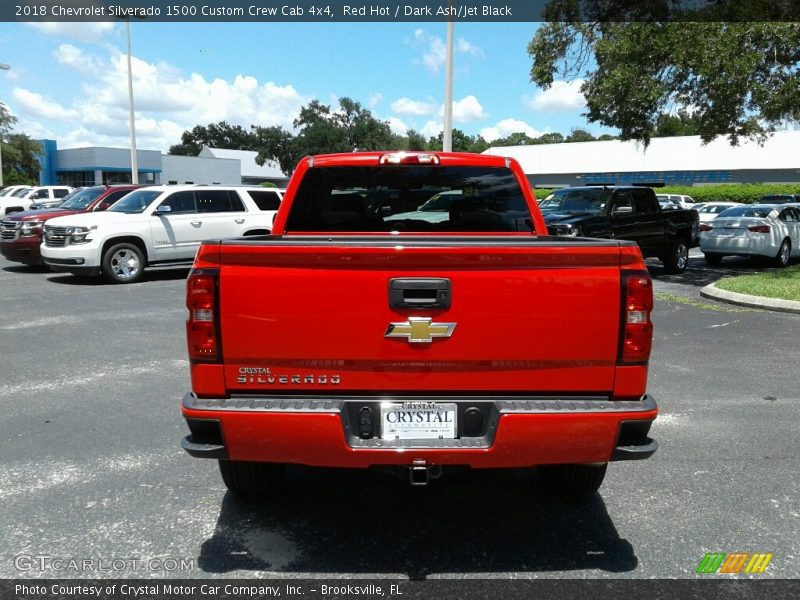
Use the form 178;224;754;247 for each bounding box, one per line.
700;282;800;314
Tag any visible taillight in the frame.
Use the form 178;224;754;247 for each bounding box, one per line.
699;223;713;232
186;268;220;362
619;271;653;364
748;225;770;233
379;152;440;165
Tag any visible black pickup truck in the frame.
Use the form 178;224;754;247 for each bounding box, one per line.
540;186;699;273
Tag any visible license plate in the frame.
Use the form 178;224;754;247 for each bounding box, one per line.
380;402;457;440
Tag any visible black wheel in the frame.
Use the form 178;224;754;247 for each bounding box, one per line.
704;252;723;266
538;463;607;496
663;238;690;274
218;460;285;496
101;242;144;284
774;238;791;268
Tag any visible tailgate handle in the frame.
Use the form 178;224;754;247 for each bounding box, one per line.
389;278;451;309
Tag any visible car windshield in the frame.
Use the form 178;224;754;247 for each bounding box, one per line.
107;190;162;214
545;188;610;213
59;187;105;210
12;187;32;197
699;205;731;214
718;206;773;218
286;166;532;232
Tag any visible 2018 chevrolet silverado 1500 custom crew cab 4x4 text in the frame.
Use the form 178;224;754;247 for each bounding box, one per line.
180;152;659;496
40;185;282;284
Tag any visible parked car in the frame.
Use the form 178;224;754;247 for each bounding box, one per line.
0;186;72;217
29;187;85;210
657;193;696;208
700;204;800;267
0;185;30;198
696;202;738;223
757;194;800;204
41;185;278;283
657;197;682;211
542;186;699;273
1;185;142;266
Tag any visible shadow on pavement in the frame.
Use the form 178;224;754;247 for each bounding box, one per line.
198;467;638;578
45;267;191;286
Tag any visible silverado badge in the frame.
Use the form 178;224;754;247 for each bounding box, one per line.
384;317;456;344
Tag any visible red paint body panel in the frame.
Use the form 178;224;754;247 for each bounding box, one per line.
184;152;656;469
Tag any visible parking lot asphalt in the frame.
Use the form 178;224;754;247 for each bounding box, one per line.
0;253;798;580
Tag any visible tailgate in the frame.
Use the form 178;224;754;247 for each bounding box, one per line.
218;237;623;394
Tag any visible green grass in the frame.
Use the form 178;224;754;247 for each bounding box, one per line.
715;264;800;302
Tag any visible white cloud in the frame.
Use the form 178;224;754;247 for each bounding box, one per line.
420;120;442;139
480;119;546;142
410;29;483;74
12;89;79;120
391;97;437;117
527;80;586;112
368;93;383;109
451;95;486;122
386;117;408;135
54;44;104;74
11;46;309;152
27;22;116;44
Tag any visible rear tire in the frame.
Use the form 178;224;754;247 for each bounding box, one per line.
538;463;607;496
774;239;791;268
218;460;285;496
704;253;723;266
662;238;690;274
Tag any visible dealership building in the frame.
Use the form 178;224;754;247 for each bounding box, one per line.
483;130;800;188
36;141;289;188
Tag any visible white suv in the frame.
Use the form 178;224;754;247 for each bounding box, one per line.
41;185;282;283
0;186;72;216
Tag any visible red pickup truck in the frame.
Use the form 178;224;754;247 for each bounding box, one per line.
180;152;658;496
0;185;142;266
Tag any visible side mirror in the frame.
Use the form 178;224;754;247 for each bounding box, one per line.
155;205;172;215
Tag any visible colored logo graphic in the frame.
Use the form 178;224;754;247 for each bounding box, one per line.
696;552;773;574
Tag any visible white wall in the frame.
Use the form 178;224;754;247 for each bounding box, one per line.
160;155;240;185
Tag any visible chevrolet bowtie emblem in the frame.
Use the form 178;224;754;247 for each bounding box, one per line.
385;317;456;344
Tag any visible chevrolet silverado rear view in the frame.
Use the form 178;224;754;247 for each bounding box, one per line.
180;152;658;496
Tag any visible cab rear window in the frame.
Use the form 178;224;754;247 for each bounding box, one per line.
284;166;533;232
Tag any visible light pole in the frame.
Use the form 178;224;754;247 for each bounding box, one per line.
0;62;10;188
124;19;139;184
442;16;454;151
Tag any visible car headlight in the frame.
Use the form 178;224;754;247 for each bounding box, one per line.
20;221;44;236
67;225;96;244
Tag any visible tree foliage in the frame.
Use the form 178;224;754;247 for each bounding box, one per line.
529;21;800;146
253;97;394;175
1;102;41;185
168;121;257;155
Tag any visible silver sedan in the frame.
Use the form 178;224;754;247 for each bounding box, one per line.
700;204;800;267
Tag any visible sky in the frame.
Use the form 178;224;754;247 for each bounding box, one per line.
0;21;611;152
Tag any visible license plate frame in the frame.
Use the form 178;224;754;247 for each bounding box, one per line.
380;401;458;440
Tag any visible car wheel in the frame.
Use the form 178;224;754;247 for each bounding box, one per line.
101;242;145;284
663;239;690;274
218;460;285;496
537;463;607;496
704;253;723;266
774;238;791;268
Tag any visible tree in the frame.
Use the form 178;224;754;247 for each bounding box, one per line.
529;20;800;146
652;110;702;138
1;102;41;185
168;121;257;155
253;97;394;175
565;128;595;143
